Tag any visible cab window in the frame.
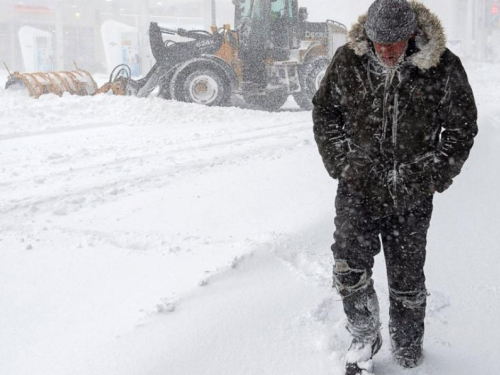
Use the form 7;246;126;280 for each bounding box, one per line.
271;0;287;20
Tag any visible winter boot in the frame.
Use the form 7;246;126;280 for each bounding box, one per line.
345;332;382;375
389;289;426;368
390;325;424;368
392;346;423;368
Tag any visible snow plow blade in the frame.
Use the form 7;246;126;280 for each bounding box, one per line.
4;62;131;99
5;70;100;99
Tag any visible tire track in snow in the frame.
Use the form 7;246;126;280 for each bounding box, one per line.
0;121;309;191
0;122;125;141
0;126;312;217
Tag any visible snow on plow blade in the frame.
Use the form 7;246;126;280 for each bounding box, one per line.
5;70;99;99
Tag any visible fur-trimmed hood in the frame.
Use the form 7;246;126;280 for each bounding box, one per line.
347;1;446;70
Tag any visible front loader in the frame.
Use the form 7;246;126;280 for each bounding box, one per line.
5;0;347;111
111;0;347;111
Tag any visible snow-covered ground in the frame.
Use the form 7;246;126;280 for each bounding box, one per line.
1;62;499;375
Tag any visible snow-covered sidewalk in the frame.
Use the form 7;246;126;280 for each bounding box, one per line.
1;63;499;375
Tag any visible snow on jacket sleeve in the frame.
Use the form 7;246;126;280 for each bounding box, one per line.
434;56;478;193
312;49;349;179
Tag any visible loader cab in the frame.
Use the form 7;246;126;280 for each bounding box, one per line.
234;0;300;60
270;0;300;58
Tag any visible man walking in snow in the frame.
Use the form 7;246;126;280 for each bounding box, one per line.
312;1;477;374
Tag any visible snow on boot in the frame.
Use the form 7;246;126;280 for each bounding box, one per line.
391;340;424;368
388;289;426;368
345;332;382;375
394;351;423;368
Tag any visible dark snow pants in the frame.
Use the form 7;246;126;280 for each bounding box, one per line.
332;183;433;350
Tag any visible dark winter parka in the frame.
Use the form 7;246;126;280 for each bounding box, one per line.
312;1;478;217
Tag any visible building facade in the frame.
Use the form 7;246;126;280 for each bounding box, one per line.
1;0;499;75
0;0;234;74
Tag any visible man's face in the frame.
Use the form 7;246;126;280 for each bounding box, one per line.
373;39;409;67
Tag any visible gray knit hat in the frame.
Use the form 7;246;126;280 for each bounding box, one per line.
365;0;417;44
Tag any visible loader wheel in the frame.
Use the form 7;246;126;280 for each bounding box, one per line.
243;91;289;112
293;56;330;111
176;68;229;106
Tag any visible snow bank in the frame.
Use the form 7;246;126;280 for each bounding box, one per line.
1;62;499;375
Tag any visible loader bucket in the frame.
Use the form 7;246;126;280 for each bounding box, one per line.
5;70;99;99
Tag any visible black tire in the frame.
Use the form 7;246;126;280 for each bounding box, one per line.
293;56;330;111
243;91;289;112
173;67;230;107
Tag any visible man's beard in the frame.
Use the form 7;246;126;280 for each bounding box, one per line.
375;45;408;68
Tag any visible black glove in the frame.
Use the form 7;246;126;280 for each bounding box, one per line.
339;151;373;192
397;153;441;196
385;154;441;206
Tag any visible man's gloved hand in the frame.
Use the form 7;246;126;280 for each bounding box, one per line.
340;163;364;191
397;153;440;196
429;154;453;193
383;154;443;205
340;151;373;192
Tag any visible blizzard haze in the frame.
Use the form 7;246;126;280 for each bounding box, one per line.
1;61;500;375
1;0;498;74
1;1;500;375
